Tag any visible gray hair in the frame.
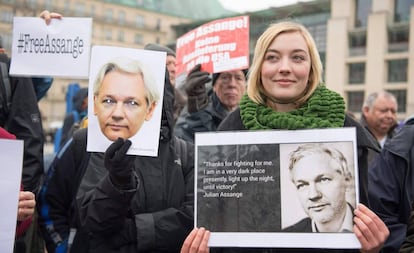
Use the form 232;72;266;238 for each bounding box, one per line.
288;143;352;181
93;57;160;106
362;91;397;111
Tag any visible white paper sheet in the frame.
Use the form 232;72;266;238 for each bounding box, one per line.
10;17;92;78
0;139;24;253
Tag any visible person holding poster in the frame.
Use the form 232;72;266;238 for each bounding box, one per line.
38;67;194;253
284;143;355;233
182;21;388;253
0;127;36;253
174;64;247;142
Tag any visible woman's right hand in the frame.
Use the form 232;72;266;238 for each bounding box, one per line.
181;227;210;253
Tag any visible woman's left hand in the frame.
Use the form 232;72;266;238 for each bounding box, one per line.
353;203;389;253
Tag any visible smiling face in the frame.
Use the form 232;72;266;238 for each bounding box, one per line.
94;71;156;141
260;31;311;112
290;152;348;230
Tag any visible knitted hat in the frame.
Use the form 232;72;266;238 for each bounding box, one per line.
144;43;176;57
212;69;248;86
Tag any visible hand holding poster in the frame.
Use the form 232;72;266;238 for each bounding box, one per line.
195;128;361;249
176;15;249;86
0;139;24;253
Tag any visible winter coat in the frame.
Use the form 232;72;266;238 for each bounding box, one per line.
174;91;229;143
38;70;194;253
0;53;44;194
210;109;379;253
368;124;414;253
400;202;414;253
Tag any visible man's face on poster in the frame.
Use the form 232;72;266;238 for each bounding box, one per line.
94;70;156;141
290;152;348;226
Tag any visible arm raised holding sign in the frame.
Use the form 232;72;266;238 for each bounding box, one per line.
174;64;247;143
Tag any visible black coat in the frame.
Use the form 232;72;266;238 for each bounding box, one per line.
38;70;194;253
0;53;44;193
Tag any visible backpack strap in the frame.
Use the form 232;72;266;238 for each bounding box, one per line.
174;136;193;176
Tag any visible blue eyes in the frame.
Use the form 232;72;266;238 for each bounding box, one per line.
101;98;139;107
102;98;115;104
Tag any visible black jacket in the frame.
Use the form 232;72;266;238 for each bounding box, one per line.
0;53;44;193
369;124;414;253
38;71;194;253
175;91;229;143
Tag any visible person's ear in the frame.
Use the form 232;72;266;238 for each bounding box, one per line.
362;106;370;116
145;102;157;121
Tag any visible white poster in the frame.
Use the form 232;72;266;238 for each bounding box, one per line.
0;139;24;253
87;46;166;156
195;127;361;249
10;17;92;78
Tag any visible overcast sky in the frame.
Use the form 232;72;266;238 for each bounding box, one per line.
218;0;313;13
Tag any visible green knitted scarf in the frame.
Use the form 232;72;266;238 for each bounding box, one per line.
240;86;346;130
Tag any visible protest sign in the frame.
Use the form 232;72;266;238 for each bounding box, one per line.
176;15;249;86
0;139;23;253
10;17;92;78
87;46;165;156
195;128;361;249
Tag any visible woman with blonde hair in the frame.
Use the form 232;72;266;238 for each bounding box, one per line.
181;20;389;253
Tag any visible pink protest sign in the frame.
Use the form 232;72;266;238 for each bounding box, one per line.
176;15;249;78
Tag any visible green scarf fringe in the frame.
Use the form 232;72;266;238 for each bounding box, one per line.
240;86;346;130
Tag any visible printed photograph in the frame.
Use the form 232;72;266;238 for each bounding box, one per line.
87;46;166;156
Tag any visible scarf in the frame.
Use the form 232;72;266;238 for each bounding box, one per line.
240;85;346;130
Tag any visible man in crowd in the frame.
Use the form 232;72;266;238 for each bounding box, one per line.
144;43;187;123
175;64;247;142
360;91;398;148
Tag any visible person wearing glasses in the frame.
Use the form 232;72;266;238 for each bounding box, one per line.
174;64;247;143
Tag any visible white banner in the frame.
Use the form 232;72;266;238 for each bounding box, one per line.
10;17;92;78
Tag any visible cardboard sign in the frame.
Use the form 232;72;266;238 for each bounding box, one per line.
176;15;249;85
10;17;92;78
195;128;361;249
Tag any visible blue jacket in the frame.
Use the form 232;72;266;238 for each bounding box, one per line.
368;124;414;253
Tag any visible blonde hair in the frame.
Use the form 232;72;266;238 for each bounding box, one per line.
93;57;160;106
247;21;323;107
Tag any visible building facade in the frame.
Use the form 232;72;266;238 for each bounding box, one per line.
173;0;414;121
326;0;414;121
1;0;413;133
0;0;230;135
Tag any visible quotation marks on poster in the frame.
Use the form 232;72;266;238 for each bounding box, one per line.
201;160;275;199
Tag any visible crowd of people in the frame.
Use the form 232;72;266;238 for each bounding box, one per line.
3;9;414;253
